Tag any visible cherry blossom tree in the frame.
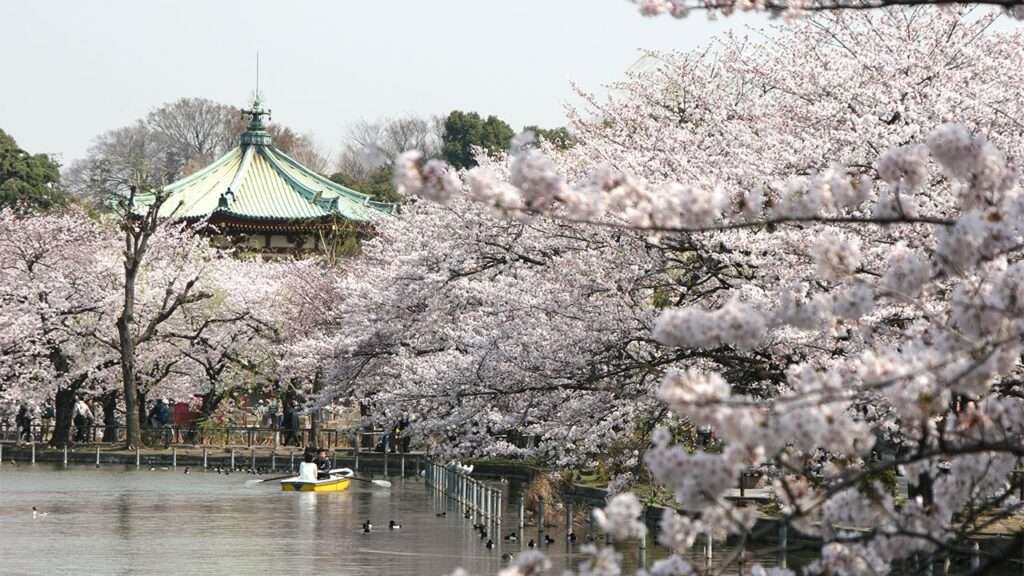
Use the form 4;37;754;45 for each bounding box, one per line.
0;209;120;445
0;204;289;447
390;7;1024;575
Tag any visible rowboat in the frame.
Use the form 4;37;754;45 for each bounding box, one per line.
280;469;353;493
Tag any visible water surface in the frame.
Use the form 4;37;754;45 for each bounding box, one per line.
0;464;781;575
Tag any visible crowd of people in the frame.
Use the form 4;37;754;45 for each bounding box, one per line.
11;397;100;444
5;397;415;454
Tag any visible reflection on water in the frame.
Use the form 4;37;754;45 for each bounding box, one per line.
0;464;785;575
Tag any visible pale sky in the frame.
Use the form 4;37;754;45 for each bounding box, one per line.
0;1;759;167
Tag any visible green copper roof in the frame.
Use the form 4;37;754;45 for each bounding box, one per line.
153;103;394;224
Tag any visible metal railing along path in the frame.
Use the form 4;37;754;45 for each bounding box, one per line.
424;460;502;527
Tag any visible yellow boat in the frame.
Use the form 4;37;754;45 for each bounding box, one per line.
280;475;352;493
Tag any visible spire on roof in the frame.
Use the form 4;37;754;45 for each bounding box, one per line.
240;52;272;146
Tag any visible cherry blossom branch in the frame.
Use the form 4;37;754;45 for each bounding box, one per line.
632;0;1024;19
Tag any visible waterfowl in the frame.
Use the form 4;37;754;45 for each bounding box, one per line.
31;506;47;519
544;534;555;545
528;539;536;548
436;511;447;518
504;531;518;541
389;520;401;530
485;539;495;549
568;532;577;543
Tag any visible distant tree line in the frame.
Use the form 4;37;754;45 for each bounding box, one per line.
331;111;574;205
60;98;329;209
1;97;573;211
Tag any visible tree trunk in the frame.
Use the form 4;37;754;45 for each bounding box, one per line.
46;347;75;448
310;374;322;447
282;385;300;445
200;390;224;420
50;388;76;448
310;410;321;448
137;389;148;433
101;391;118;443
118;263;142;448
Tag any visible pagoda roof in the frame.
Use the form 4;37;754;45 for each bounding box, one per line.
146;100;394;226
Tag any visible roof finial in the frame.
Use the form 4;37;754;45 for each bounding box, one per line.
241;100;271;131
240;52;272;144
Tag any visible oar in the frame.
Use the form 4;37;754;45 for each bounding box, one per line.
329;468;392;488
246;472;297;486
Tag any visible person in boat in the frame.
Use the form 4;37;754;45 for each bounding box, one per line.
315;448;332;479
298;448;319;482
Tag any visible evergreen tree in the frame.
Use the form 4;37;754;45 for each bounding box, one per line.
441;111;514;170
0;128;64;211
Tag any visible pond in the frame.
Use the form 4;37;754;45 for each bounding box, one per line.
0;464;786;575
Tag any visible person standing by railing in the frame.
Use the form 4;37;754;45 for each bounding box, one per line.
281;404;300;447
73;397;93;443
147;399;172;448
87;399;101;443
103;398;119;443
394;414;412;453
41;400;53;444
267;399;279;429
15;404;32;444
172;400;193;444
